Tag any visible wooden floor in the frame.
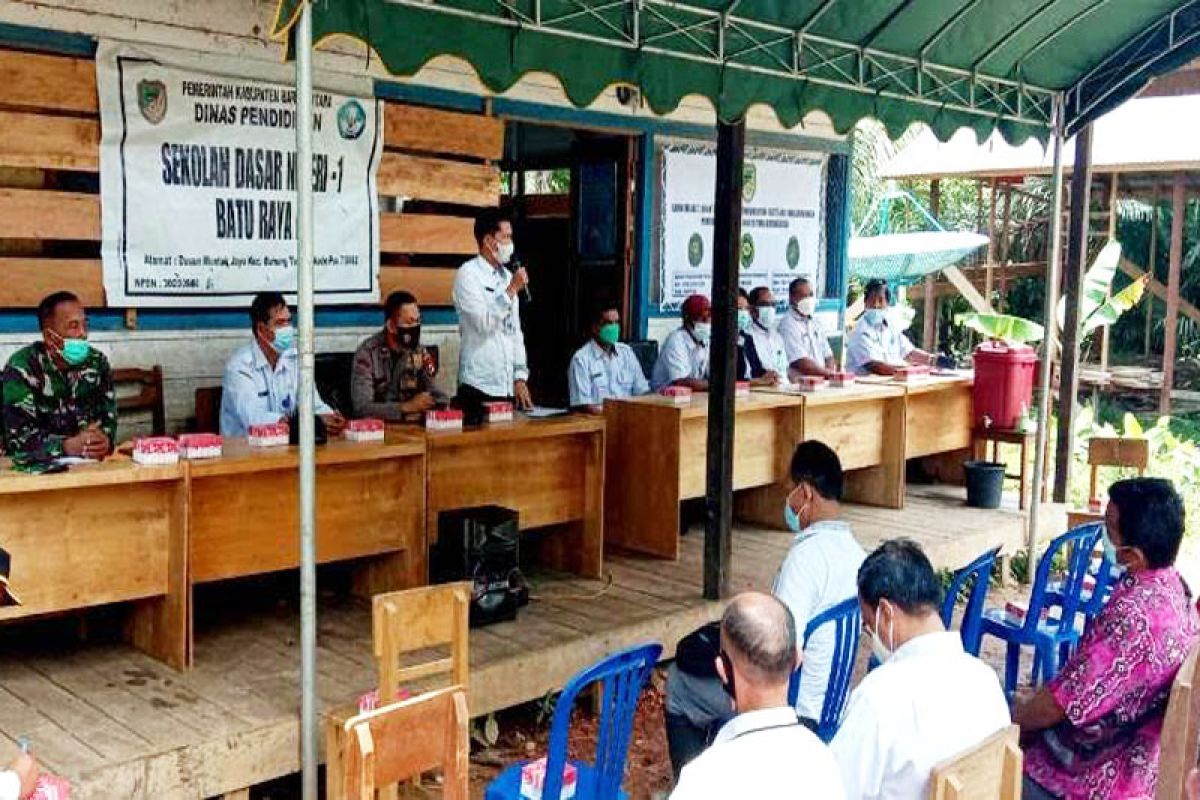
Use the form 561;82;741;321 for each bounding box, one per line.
0;485;1027;799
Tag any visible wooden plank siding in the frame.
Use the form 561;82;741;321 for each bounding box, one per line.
0;48;501;309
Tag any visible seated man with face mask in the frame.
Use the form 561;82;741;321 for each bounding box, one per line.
670;592;845;800
665;441;864;779
651;294;711;392
778;276;835;378
220;291;345;438
831;539;1010;800
1;291;116;471
568;300;649;411
846;278;934;376
352;290;447;422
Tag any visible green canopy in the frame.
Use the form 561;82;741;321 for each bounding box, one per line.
274;0;1200;144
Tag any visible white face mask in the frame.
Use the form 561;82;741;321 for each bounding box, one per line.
494;240;515;265
692;321;712;344
755;306;777;328
794;297;818;317
869;604;894;664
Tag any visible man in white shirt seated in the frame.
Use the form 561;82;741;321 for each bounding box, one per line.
665;441;865;777
453;208;533;410
567;300;649;411
831;539;1011;800
778;277;836;378
846;279;933;376
651;294;711;391
741;286;787;386
219;292;345;438
670;592;845;800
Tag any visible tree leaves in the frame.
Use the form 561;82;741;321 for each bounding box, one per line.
954;312;1045;344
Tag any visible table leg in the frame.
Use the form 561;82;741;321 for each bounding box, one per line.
1018;438;1031;510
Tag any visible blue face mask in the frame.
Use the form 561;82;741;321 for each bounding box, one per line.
736;309;752;333
784;490;807;533
864;308;887;326
271;324;297;354
61;338;90;366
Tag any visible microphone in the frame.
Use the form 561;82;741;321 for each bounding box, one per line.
509;255;532;303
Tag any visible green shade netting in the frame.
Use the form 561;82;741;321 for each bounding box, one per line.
274;0;1200;145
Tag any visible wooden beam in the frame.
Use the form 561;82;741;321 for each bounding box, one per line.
942;266;994;313
379;266;456;307
0;111;98;172
383;103;503;161
0;49;97;113
377;153;500;207
379;215;475;255
985;178;999;302
1145;191;1158;360
922;179;941;350
1054;124;1093;503
0;188;98;240
1100;174;1118;373
0;258;105;306
1162;174;1185;416
1119;259;1200;324
997;185;1013;312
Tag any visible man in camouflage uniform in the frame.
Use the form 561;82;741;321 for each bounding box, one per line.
1;291;116;471
351;290;447;422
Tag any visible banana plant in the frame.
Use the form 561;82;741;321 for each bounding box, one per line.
954;312;1045;345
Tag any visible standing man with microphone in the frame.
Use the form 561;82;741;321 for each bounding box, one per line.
453;208;534;410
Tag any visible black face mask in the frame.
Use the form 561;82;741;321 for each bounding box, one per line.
395;323;421;350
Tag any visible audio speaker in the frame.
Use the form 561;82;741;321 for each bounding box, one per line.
432;505;529;627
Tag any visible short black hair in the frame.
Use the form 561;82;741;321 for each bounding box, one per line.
384;290;418;320
788;277;811;296
858;539;943;614
789;440;844;501
1109;477;1185;569
737;287;750;301
37;291;80;329
473;208;510;245
591;298;620;324
722;593;797;683
864;279;891;304
750;286;772;306
249;291;287;330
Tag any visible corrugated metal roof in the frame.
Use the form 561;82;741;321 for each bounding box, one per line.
881;94;1200;180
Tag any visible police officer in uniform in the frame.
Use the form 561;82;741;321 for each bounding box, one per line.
351;290;447;422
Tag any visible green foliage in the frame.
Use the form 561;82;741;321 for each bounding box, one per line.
953;312;1044;345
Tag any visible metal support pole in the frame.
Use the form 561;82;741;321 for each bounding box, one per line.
703;119;745;601
1028;97;1064;576
1053;123;1093;503
295;4;319;798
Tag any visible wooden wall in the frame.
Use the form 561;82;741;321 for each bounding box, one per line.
0;48;503;310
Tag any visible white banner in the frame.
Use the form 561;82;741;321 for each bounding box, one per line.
98;44;382;307
660;146;825;307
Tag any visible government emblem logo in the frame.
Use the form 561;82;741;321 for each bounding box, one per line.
137;79;168;125
337;99;366;140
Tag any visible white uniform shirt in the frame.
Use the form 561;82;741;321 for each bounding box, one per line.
219;340;333;437
671;706;846;800
779;308;834;367
745;321;789;377
651;326;709;390
830;631;1011;800
568;340;649;406
453;255;529;397
0;770;18;800
772;519;866;721
846;317;914;375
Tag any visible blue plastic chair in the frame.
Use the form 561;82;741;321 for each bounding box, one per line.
979;523;1104;696
787;597;861;743
941;546;1001;657
485;642;662;800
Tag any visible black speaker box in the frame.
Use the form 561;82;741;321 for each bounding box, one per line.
432;505;529;626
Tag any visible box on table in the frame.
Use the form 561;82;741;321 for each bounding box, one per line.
132;436;179;465
659;386;692;406
735;381;751;398
32;774;71;800
484;401;514;423
345;418;385;442
893;365;931;383
795;375;828;392
426;409;464;431
248;423;289;448
178;433;223;459
829;371;856;388
520;758;577;800
357;686;413;713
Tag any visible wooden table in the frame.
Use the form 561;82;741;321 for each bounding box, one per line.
604;393;804;559
904;375;975;483
187;437;427;606
394;415;606;578
0;459;189;668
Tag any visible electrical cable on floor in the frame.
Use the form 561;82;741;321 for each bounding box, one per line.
527;571;614;602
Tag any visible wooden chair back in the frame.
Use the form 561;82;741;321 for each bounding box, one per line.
1156;640;1200;800
193;386;223;434
373;582;470;704
928;725;1022;800
1087;436;1149;500
114;366;166;436
342;686;469;800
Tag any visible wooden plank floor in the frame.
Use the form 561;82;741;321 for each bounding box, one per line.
0;486;1024;799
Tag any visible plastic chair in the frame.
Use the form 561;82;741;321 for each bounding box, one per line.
940;546;1001;657
485;642;663;800
980;523;1104;695
787;597;861;743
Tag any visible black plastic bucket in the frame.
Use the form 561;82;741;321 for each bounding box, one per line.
964;460;1005;509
